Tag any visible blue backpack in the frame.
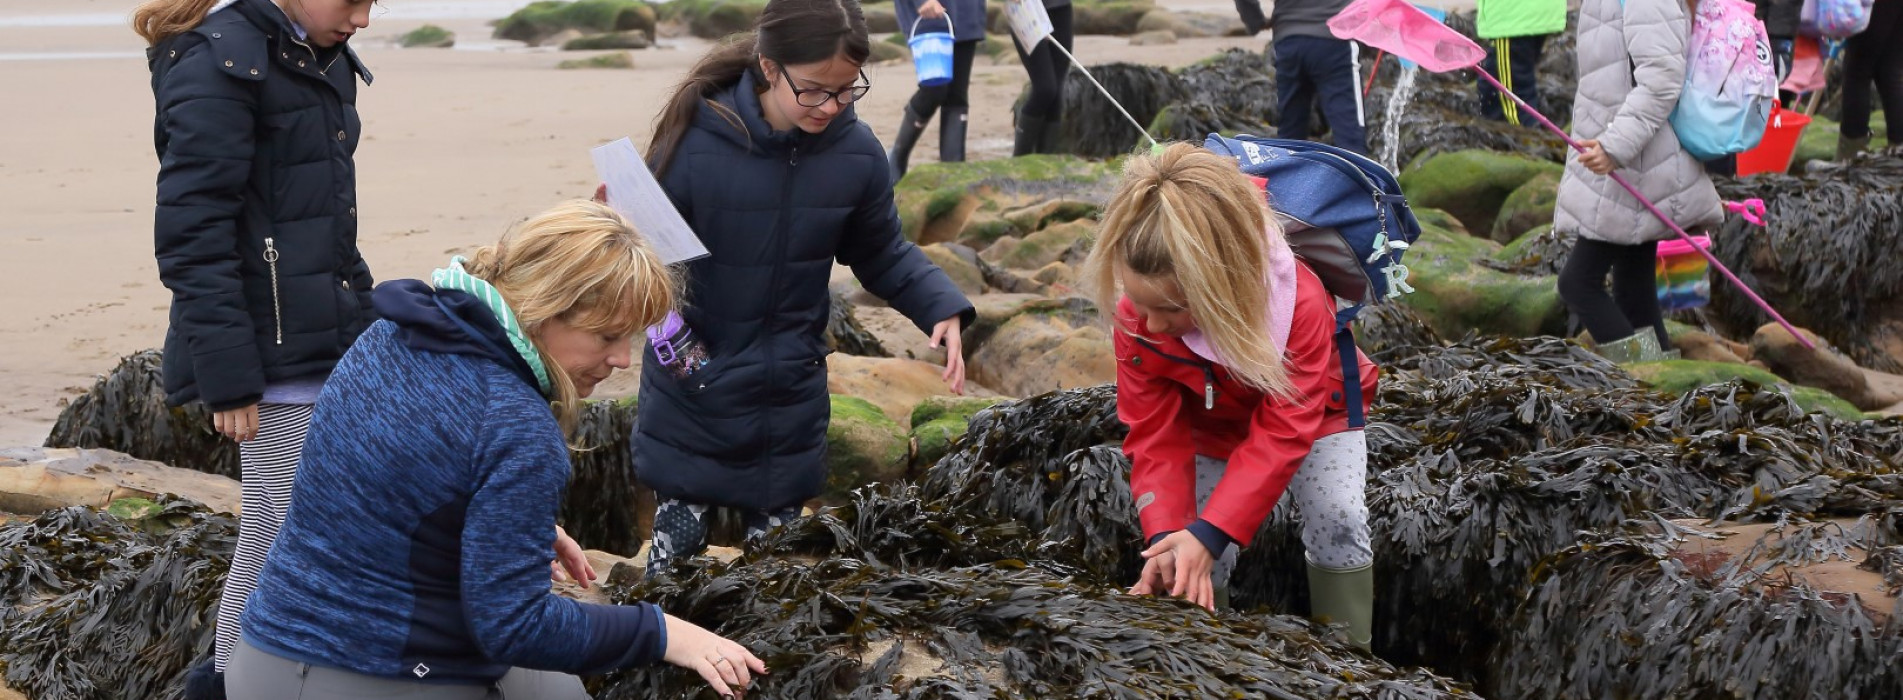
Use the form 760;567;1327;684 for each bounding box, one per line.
1200;133;1422;427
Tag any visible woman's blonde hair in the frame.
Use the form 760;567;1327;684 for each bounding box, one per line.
1082;142;1297;399
133;0;221;45
464;200;679;435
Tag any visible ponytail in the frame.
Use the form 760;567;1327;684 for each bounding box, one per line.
647;33;759;179
133;0;221;45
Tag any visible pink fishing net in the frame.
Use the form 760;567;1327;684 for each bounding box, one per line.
1327;0;1485;74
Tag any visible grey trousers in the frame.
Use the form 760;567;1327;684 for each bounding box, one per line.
1195;430;1373;587
227;638;590;700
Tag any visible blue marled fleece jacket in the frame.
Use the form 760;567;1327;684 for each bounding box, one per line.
239;279;664;683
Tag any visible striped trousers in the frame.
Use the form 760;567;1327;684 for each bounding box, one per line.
1477;34;1548;126
214;403;315;671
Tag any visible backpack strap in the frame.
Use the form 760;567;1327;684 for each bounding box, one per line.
1335;306;1367;429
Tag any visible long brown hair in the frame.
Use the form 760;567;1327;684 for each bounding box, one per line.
645;0;871;177
463;200;680;436
1081;143;1298;399
132;0;222;45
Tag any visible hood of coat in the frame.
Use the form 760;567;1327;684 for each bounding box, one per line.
372;279;541;391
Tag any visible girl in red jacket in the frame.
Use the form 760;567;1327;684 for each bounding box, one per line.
1082;143;1378;649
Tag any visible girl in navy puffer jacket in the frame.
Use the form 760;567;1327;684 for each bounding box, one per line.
136;0;377;692
634;0;976;575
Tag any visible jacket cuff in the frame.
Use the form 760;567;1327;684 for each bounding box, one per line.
1186;519;1235;558
574;601;668;674
1147;530;1174;547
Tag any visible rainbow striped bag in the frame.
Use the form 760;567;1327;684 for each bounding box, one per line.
1656;235;1713;311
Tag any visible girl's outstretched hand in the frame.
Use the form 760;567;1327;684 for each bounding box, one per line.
1131;530;1217;610
929;316;966;395
549;526;595;589
662;614;768;699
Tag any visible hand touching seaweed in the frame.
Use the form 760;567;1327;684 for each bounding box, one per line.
1129;530;1217;610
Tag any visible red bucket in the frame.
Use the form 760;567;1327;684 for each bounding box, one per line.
1736;105;1811;176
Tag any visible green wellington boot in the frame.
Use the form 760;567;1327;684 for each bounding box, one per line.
1307;561;1375;651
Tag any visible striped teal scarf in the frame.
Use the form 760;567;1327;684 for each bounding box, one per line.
431;257;553;395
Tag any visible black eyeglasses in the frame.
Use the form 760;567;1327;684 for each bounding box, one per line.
776;64;871;108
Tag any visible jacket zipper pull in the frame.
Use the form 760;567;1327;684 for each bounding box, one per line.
1203;367;1216;410
262;237;283;345
789;146;799;166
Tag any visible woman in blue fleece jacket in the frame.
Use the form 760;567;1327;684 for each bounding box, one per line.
228;200;766;699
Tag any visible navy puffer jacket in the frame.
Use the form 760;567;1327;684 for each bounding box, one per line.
635;71;976;512
147;0;376;411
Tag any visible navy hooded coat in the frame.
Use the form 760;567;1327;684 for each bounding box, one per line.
634;70;975;512
147;0;376;411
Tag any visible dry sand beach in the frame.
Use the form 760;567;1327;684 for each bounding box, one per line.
0;0;1306;446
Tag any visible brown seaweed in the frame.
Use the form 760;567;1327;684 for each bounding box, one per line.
1495;524;1903;699
595;486;1477;699
0;499;235;700
1710;152;1903;372
43;350;240;480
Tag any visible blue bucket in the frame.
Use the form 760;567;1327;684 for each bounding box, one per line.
908;15;956;87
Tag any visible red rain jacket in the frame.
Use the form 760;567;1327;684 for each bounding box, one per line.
1116;261;1379;547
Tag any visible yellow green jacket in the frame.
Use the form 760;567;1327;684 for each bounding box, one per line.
1475;0;1567;39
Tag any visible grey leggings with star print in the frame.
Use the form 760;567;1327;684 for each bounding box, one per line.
1196;430;1373;587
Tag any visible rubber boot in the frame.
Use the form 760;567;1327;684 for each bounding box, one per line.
888;104;930;181
1036;114;1064;154
1837;134;1870;161
1307;560;1375;651
1013;111;1049;156
939;106;968;164
184;659;227;700
1592;333;1648;364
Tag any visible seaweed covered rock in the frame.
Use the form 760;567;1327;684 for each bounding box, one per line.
0;500;235;700
1363;62;1569;171
596;486;1476;699
399;24;455;48
1624;359;1863;420
1149;49;1278;142
1487;223;1573;276
1046;62;1188;158
1495;522;1903;699
1400;209;1568;339
1711;154;1903;373
44;349;238;480
1352;300;1446;361
494;0;658;45
1398;150;1562;236
564;397;650;555
1230;334;1903;686
919;385;1139;583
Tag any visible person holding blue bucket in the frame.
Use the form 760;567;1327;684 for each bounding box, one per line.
888;0;986;179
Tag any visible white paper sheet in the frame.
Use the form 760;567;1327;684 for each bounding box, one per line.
1004;0;1053;50
590;137;709;265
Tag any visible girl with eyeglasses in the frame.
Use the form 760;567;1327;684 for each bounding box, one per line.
637;0;976;575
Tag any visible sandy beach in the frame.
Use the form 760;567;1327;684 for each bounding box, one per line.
0;0;1301;446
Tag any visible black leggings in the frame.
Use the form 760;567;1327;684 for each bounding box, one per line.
906;40;978;119
1011;5;1074;120
1557;238;1670;347
1842;0;1903;141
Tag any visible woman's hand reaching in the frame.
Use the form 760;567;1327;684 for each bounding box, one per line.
663;614;769;699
